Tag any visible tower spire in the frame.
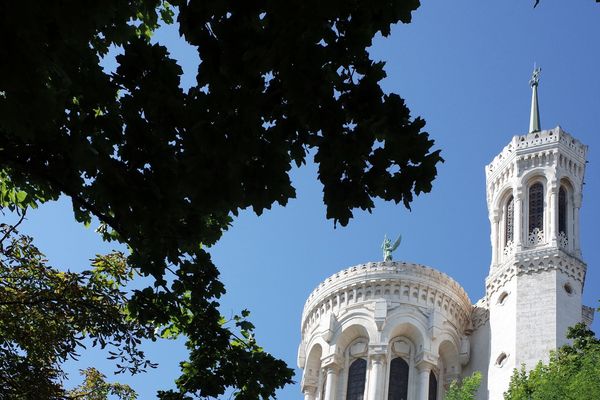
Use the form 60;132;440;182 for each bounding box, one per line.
529;66;541;133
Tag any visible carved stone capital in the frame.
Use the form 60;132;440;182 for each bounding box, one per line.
301;376;319;392
368;344;387;355
490;209;500;223
320;354;341;371
368;346;387;365
415;351;438;370
515;188;524;200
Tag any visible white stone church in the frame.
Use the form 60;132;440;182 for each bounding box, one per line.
296;72;595;400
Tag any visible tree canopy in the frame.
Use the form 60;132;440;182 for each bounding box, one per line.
0;222;151;398
504;322;600;400
0;0;442;397
445;372;482;400
67;368;137;400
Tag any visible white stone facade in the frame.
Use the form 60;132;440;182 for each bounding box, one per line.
481;127;589;400
298;127;592;400
298;262;472;400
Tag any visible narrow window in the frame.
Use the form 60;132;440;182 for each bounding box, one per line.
428;370;438;400
388;358;409;400
529;183;544;233
558;186;567;235
346;358;367;400
505;195;514;244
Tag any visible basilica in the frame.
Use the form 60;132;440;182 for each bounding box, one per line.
296;72;594;400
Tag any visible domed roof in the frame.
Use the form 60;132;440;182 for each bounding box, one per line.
301;261;472;336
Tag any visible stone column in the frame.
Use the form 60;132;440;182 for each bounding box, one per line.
416;358;437;400
549;189;557;244
490;212;499;266
322;365;339;400
573;193;582;255
302;387;317;400
418;364;432;400
301;374;319;400
549;180;558;246
367;353;386;400
514;189;523;250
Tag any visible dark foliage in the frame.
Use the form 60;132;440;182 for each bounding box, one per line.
0;0;442;397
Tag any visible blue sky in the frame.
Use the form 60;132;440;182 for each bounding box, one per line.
10;1;600;398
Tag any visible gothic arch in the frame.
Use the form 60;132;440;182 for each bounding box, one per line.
385;336;416;400
388;356;410;400
304;336;330;366
528;182;545;232
495;188;516;253
437;339;461;383
558;176;575;191
558;177;575;249
332;316;377;352
519;169;547;187
432;333;460;357
388;335;416;358
304;344;323;390
492;185;514;212
381;313;427;350
346;358;367;400
521;174;548;246
339;335;370;400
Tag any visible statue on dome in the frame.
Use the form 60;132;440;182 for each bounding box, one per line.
382;234;401;261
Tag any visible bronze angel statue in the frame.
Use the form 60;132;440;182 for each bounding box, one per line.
381;234;401;261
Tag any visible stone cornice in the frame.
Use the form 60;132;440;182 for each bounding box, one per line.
486;127;587;182
415;351;438;370
470;297;489;332
486;248;587;298
485;127;588;208
301;261;472;336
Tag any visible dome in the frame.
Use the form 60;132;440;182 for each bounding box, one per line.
298;261;473;400
301;261;472;337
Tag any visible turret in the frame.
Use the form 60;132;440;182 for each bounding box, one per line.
483;68;590;400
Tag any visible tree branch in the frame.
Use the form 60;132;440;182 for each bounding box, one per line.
0;150;130;248
0;210;27;250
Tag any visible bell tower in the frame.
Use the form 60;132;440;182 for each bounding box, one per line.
483;68;590;400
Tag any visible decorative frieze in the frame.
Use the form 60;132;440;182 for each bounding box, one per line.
486;249;587;298
301;261;472;336
470;298;490;331
486;127;586;179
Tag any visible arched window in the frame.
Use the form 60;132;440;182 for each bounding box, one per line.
529;183;544;233
346;358;367;400
505;195;514;244
428;370;438;400
388;357;409;400
558;186;567;235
